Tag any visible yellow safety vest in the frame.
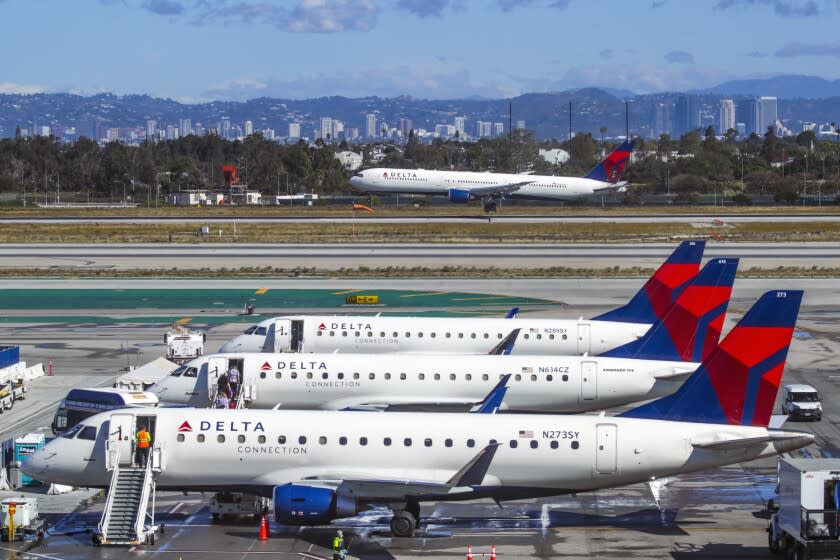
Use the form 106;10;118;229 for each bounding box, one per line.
137;430;151;448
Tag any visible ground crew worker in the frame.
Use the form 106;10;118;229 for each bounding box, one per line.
332;529;346;560
136;424;151;467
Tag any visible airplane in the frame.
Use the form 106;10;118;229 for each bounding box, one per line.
150;257;738;411
219;240;706;355
349;141;634;212
22;291;811;538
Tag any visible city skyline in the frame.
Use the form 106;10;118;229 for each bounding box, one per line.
1;0;840;101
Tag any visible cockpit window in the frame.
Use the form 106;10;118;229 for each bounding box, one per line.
170;365;198;378
78;426;97;440
255;326;267;336
244;326;257;335
61;424;84;439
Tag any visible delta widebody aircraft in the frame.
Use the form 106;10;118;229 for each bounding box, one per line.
24;291;812;538
150;257;738;412
349;141;634;212
220;240;705;355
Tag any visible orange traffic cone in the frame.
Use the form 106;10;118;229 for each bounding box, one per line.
466;545;473;560
259;513;269;540
490;545;497;560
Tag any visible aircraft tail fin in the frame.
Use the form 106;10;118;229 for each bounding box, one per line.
601;257;738;362
621;290;803;426
583;140;634;184
593;240;705;324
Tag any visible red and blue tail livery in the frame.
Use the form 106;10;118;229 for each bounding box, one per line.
621;290;803;426
601;257;738;362
583;140;634;184
593;240;705;325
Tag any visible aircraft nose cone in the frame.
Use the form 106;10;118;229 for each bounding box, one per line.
20;448;49;479
218;340;238;352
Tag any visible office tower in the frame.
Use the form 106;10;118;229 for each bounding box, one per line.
332;120;344;140
320;117;333;140
493;123;504;137
166;124;178;140
146;119;157;140
736;99;756;135
649;102;671;137
365;114;377;138
106;128;119;142
755;96;778;136
515;120;525;130
194;123;204;136
221;117;231;139
179;118;192;137
263;129;275;140
245;120;253;136
454;116;465;136
347;127;359;139
672;95;700;137
288;123;301;138
399;118;413;137
719;99;735;134
736;123;746;137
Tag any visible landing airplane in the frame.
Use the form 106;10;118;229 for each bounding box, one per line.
349;141;634;212
23;291;810;538
151;257;738;411
220;240;706;355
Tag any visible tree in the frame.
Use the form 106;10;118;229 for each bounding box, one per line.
761;125;777;163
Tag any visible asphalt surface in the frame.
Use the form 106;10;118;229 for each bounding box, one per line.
3;242;840;270
0;277;836;559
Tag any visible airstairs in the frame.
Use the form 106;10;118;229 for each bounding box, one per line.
96;447;159;546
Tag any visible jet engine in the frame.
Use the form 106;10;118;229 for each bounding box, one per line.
273;483;358;525
448;188;474;202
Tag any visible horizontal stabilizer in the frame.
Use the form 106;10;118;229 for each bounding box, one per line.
692;431;812;450
651;365;699;381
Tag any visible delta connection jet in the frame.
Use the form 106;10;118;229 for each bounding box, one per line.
151;257;738;411
219;241;706;356
349;141;634;212
23;291;812;538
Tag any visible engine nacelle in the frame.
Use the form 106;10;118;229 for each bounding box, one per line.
273;484;358;526
448;188;474;203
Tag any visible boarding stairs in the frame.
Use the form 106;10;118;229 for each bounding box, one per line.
97;447;159;546
209;383;251;409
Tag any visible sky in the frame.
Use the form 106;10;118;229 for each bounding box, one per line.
1;0;839;102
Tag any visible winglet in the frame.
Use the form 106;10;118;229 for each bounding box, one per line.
505;307;520;319
487;330;520;356
446;443;500;487
470;374;512;413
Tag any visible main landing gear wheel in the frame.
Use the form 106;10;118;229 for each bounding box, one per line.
390;510;417;538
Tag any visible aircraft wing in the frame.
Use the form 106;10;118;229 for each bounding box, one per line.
593;182;629;194
455;181;534;198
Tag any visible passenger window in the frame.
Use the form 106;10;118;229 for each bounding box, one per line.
299;436;307;444
466;374;472;381
510;440;518;448
405;332;410;338
342;331;348;337
467;439;475;448
531;375;537;381
339;437;347;445
360;437;368;445
562;334;568;340
278;435;286;444
551;441;559;449
546;375;553;382
330;331;335;337
307;372;313;379
549;334;555;340
483;333;489;339
319;436;327;445
177;434;185;442
445;439;453;447
322;372;328;379
354;373;360;380
404;438;412;446
425;438;433;447
367;331;372;337
450;374;456;381
530;440;538;449
78;426;97;441
471;333;476;339
355;331;360;337
537;334;542;340
515;374;522;381
562;374;569;382
434;373;441;380
317;331;323;337
380;332;385;337
418;332;423;338
489;439;497;445
571;441;580;450
524;334;530;340
275;372;281;379
384;437;392;446
258;435;266;444
260;371;266;379
198;434;205;443
446;333;451;338
482;374;489;381
369;373;375;380
291;372;297;379
458;333;464;339
497;333;503;339
431;333;436;338
392;332;398;337
385;373;391;380
217;435;225;443
238;435;246;443
419;373;425;380
338;373;344;380
400;373;406;380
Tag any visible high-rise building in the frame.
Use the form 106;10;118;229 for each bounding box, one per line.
288;123;301;138
736;99;756;135
755;96;778;136
719;99;735;134
649;102;671;138
454;117;466;136
434;124;455;137
332;120;344;140
475;121;492;138
179;118;192;138
221;117;231;139
146;119;157;141
515;120;525;130
672;95;701;137
736;123;746;137
320;117;333;140
166;124;179;140
493;123;504;137
106;128;120;142
194;123;204;136
263;129;275;141
365;114;377;138
399;118;413;137
347;127;359;139
245;120;253;136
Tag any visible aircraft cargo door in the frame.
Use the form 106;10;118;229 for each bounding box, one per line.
106;413;134;469
595;423;617;474
581;361;597;401
577;324;591;354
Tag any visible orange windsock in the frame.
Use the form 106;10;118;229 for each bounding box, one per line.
352;203;374;212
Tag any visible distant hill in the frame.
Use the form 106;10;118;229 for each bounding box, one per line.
700;75;840;99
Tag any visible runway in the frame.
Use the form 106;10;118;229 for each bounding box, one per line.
2;242;840;270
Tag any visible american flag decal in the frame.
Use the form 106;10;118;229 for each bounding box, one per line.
518;430;534;439
529;328;539;334
522;366;533;374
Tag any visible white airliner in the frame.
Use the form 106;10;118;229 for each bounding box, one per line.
23;291;811;538
349;141;634;211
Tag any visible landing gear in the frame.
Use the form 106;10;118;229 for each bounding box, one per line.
482;201;498;214
390;510;417;538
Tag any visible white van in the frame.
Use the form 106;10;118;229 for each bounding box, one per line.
781;384;822;421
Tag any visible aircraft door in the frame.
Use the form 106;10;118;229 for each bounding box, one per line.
577;324;591;354
206;356;227;399
270;319;293;352
595;423;617;474
106;413;134;469
581;361;597;401
290;320;304;352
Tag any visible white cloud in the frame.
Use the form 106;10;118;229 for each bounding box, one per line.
0;82;45;94
560;63;729;93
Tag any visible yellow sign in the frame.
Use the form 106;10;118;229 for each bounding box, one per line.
345;295;379;305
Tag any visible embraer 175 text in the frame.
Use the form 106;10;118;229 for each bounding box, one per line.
220;241;706;355
23;291;811;538
152;257;739;412
349;141;634;211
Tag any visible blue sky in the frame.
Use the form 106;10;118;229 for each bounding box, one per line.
1;0;839;102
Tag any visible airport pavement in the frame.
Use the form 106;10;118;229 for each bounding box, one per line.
0;285;836;559
2;241;840;271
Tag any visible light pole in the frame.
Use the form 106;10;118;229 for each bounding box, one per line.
803;154;808;205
